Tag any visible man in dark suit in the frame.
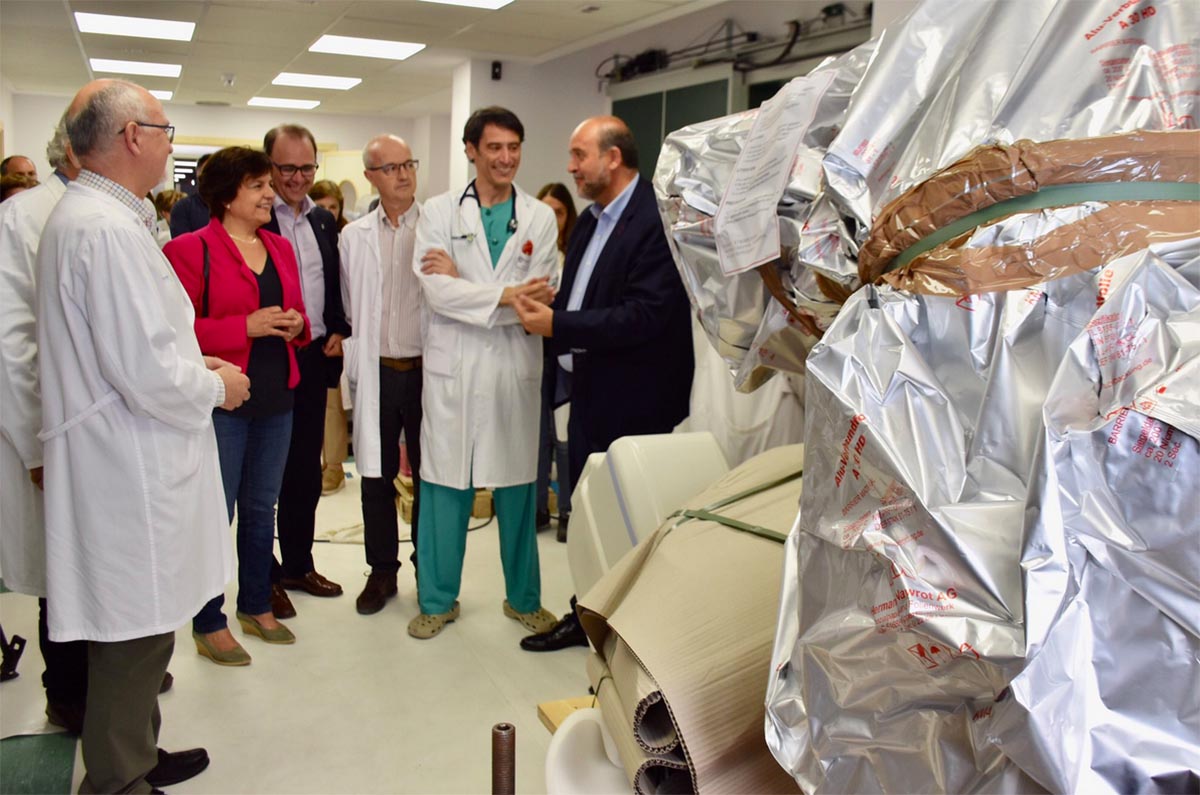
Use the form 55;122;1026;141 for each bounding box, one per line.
168;153;211;238
261;124;352;616
513;115;694;651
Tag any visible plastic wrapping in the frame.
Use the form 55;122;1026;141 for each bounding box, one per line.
654;42;875;391
765;239;1199;793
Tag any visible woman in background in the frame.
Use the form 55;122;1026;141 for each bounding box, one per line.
309;179;350;494
535;182;578;537
310;179;348;231
537;181;577;263
164;147;309;665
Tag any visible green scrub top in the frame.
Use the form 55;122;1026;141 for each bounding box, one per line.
480;193;516;267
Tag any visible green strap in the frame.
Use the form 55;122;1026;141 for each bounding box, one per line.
889;181;1200;272
665;467;803;545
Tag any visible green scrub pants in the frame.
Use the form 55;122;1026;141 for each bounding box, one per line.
416;480;541;615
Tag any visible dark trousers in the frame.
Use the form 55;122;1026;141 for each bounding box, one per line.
38;598;88;707
362;365;423;573
79;632;173;794
275;343;329;579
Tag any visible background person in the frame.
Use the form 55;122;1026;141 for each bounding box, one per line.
165;146;309;665
309;179;350;495
533;182;577;536
0;154;37;180
1;173;38;201
169;152;213;237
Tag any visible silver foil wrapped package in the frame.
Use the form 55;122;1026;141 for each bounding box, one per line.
976;241;1200;794
765;237;1200;793
654;42;875;391
823;0;1198;240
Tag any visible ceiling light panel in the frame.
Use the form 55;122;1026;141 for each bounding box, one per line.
90;58;182;77
273;72;362;90
149;90;174;101
75;12;195;41
417;0;514;8
248;97;321;110
309;35;425;61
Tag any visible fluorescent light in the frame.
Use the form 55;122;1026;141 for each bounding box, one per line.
149;90;174;101
273;72;362;90
309;35;425;61
248;97;321;110
90;58;182;78
418;0;514;7
75;12;195;41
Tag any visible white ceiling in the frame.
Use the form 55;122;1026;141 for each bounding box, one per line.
0;0;720;117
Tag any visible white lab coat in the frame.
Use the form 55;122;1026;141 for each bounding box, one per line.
0;177;66;596
339;202;422;477
414;183;559;489
36;182;233;642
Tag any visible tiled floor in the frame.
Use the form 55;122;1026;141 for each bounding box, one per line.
0;517;587;794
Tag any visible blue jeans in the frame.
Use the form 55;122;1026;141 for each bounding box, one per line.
193;410;293;633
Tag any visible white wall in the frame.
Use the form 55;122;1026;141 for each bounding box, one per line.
0;76;13;160
871;0;923;36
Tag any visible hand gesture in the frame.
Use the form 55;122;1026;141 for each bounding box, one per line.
247;306;290;338
216;365;250;410
514;294;553;337
280;308;306;341
420;248;459;278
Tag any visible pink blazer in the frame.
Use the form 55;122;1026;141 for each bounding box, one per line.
164;217;311;388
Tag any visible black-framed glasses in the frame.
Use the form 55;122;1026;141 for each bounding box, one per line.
366;160;419;176
117;121;175;143
272;162;319;177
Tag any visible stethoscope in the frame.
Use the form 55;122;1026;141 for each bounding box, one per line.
452;180;517;244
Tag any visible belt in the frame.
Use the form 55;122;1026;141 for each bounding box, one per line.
381;356;422;372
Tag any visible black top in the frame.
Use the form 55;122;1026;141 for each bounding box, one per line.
225;254;294;418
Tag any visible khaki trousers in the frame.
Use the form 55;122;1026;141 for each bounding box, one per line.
322;387;348;475
79;632;174;794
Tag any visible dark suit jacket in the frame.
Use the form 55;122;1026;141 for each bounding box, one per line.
264;204;350;385
550;176;694;478
168;193;211;238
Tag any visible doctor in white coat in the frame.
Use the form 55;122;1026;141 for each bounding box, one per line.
407;106;561;640
339;133;427;615
0;114;95;732
37;79;249;793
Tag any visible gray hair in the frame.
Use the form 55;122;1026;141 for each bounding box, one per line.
45;112;71;170
67;80;148;158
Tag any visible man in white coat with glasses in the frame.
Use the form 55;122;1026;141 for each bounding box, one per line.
339;133;426;615
407;106;560;640
37;78;249;793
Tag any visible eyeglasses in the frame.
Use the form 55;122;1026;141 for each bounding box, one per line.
365;160;419;176
272;162;319;177
117;121;175;143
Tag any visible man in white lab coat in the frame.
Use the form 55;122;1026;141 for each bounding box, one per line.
37;79;249;793
0;113;91;732
339;134;425;615
407;106;561;639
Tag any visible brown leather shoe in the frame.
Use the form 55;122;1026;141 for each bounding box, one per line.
280;570;343;597
356;571;399;615
271;583;297;618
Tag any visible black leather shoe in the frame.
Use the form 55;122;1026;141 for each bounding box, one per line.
556;513;569;543
519;611;588;652
45;700;85;734
356;571;398;615
146;747;210;788
159;671;174;694
536;509;551;530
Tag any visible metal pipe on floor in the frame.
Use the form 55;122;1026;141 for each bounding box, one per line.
491;722;515;794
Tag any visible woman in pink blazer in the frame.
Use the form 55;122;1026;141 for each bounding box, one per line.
164;146;309;666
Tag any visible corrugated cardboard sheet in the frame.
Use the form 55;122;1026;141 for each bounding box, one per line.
578;444;805;793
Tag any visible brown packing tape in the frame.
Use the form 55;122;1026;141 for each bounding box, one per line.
880;201;1200;295
578;444;806;794
859;129;1200;283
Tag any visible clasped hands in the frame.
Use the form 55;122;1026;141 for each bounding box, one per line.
420;248;556;337
246;306;305;341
